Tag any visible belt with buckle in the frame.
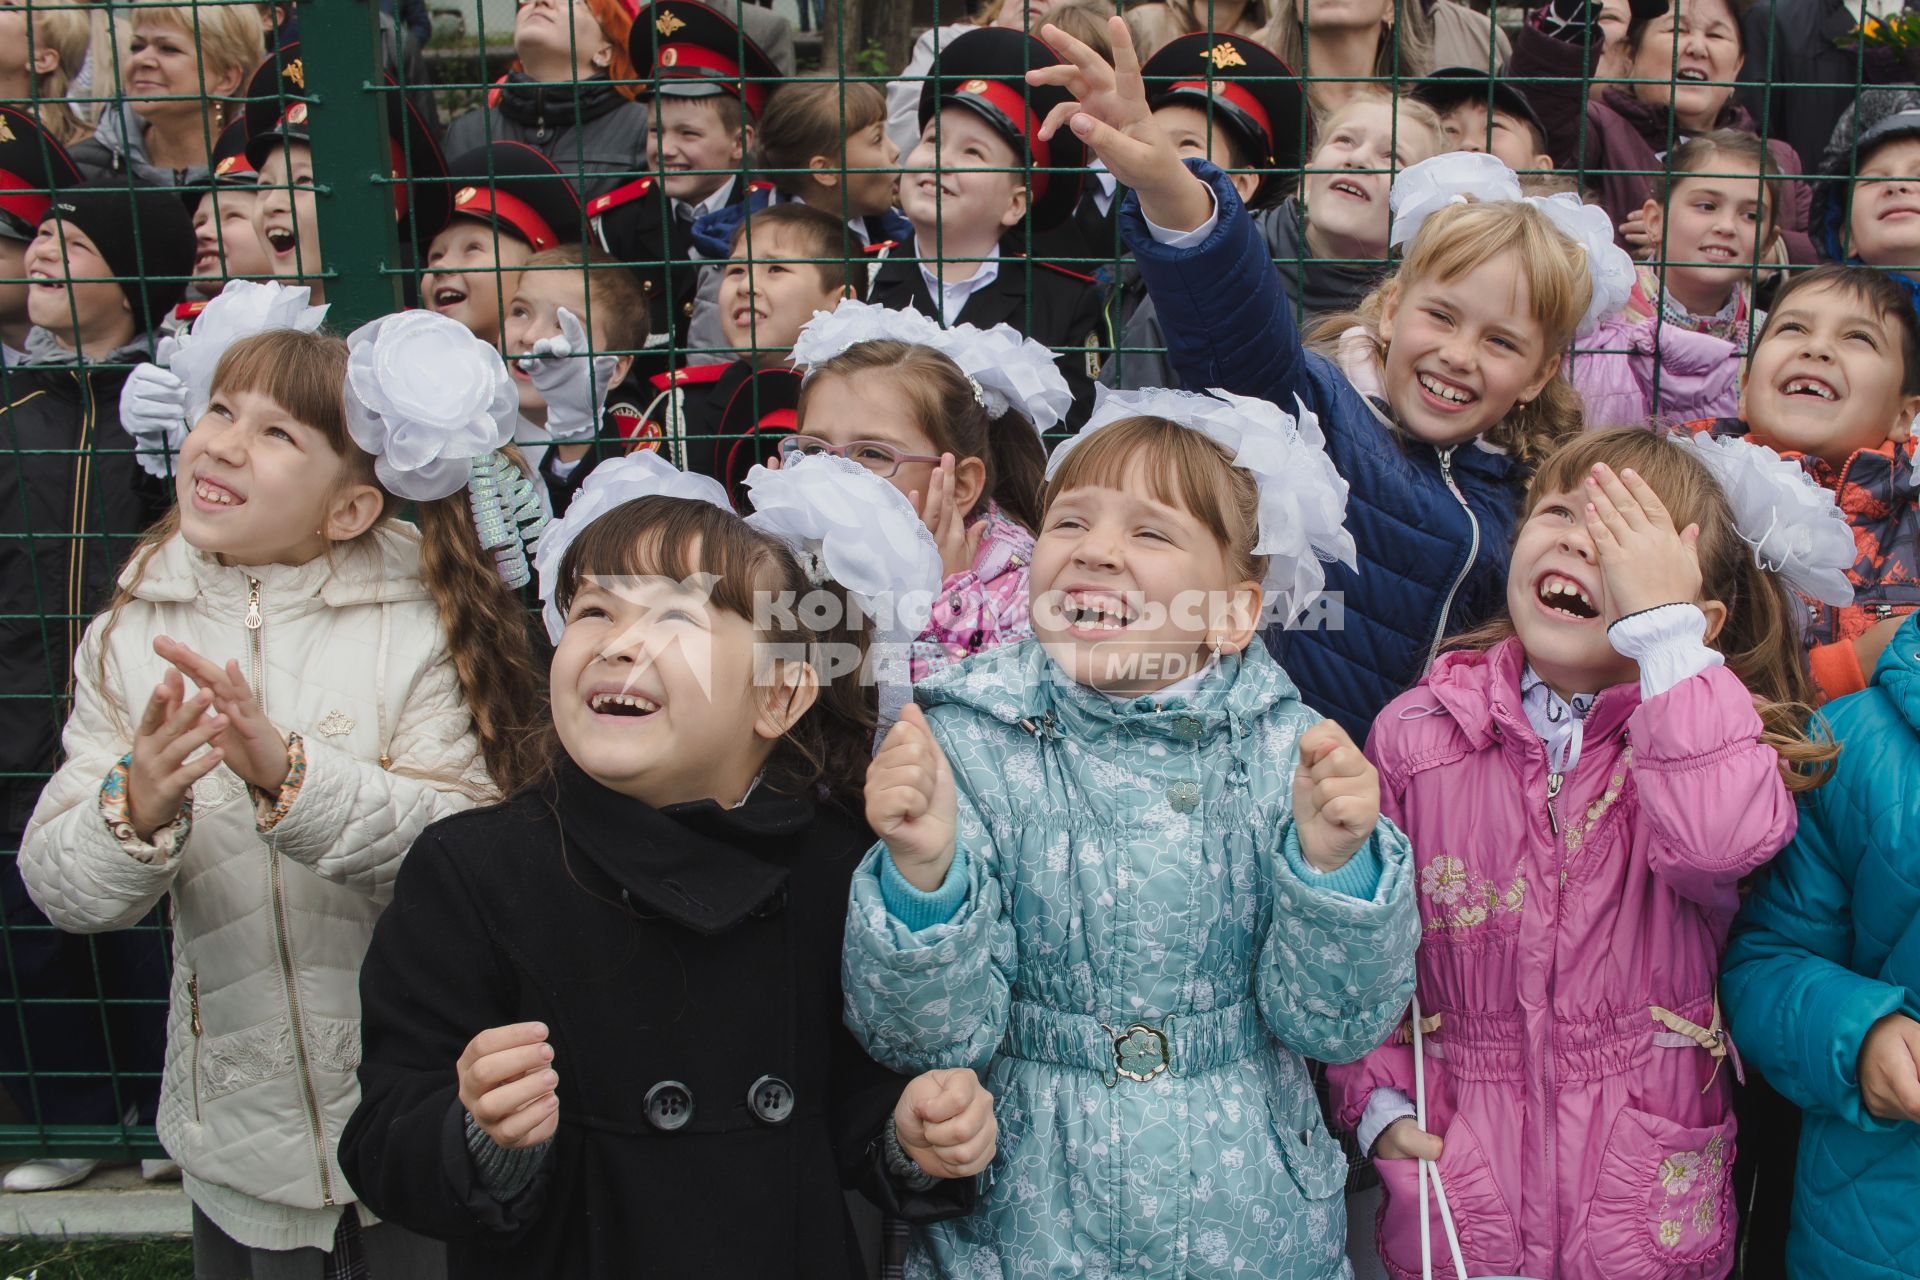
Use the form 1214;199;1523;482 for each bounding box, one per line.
1002;999;1267;1086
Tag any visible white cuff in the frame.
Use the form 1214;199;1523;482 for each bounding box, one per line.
1607;602;1724;699
1143;183;1218;248
1356;1087;1418;1157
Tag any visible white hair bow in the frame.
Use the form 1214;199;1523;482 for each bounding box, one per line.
1678;432;1856;607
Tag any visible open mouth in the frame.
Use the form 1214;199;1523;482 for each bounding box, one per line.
26;269;60;291
1781;376;1839;401
263;227;298;255
588;691;660;718
194;250;221;275
430;282;468;309
192;475;245;508
1695;244;1736;262
1675;67;1709;82
1535;572;1598;620
731;307;767;328
1328;179;1370;201
1417;370;1478;408
1062;590;1139;633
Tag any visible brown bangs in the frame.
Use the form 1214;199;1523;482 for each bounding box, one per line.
210;329;355;457
554;495;795;629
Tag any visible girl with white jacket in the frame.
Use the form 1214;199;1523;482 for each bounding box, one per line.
20;291;548;1280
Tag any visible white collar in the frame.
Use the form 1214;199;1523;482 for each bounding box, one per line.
1518;665;1598;775
678;176;737;222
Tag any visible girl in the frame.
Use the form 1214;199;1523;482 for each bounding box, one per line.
1328;427;1849;1280
785;300;1068;678
1571;130;1782;430
20;306;546;1277
1037;20;1626;737
339;452;990;1278
845;385;1417;1278
0;0;91;147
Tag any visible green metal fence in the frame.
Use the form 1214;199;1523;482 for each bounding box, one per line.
0;0;1907;1166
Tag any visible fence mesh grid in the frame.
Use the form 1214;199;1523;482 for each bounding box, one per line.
0;0;1902;1159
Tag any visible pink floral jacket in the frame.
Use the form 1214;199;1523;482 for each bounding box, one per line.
909;502;1033;681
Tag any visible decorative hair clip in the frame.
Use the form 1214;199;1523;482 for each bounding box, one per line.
789;299;1071;434
468;452;549;591
1046;386;1357;622
1676;432;1856;607
741;453;943;735
1388;152;1636;338
168;280;330;420
532;451;733;642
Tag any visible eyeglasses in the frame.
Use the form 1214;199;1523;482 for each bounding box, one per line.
776;435;943;478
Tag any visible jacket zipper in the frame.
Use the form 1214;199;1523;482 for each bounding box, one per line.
188;973;203;1123
1427;449;1481;670
1542;768;1564;1262
247;577;336;1206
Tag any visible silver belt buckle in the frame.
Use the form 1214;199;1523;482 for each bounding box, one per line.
1104;1020;1172;1084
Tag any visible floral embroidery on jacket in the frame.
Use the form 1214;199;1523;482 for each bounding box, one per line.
1419;854;1526;932
1564;746;1632;853
1655;1133;1728;1249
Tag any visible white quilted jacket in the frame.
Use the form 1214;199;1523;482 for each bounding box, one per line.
19;524;487;1250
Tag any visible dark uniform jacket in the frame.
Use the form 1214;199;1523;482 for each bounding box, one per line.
443;73;648;207
339;762;971;1278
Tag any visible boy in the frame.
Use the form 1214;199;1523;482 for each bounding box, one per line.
0;107;81;366
181;119;270;311
642;203;848;490
441;0;648;203
866;25;1107;422
1812;93;1920;307
589;1;780;369
426;141;584;346
0;185;192;1192
1410;67;1554;175
1684;264;1920;700
504;241;650;513
243;45;449;304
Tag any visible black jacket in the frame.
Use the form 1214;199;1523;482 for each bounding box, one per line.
864;232;1110;428
338;763;970;1278
0;344;166;787
444;73;649;206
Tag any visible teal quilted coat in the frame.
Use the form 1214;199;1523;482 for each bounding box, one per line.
842;639;1420;1278
1722;611;1920;1280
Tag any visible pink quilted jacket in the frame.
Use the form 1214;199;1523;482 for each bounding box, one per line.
909;501;1033;681
1567;315;1744;432
1332;638;1795;1280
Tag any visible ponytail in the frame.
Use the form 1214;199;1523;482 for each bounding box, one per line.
414;480;546;796
985;410;1047;531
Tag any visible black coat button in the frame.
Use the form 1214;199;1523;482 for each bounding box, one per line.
644;1081;693;1132
747;1075;794;1125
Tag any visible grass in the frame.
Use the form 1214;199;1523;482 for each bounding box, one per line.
0;1238;192;1280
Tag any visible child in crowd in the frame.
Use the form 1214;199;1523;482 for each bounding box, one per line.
503;242;648;512
243;45;451;303
728;80;907;252
1331;426;1844;1279
0;179;191;1195
1412;67;1555;174
1683;264;1920;701
588;2;779;366
785;299;1070;676
22;303;547;1276
868;26;1108;423
439;0;646;203
1042;19;1622;737
1111;82;1446;390
183;121;271;302
0;0;91;148
341;452;987;1278
1722;611;1920;1280
1811;94;1920;315
1570;130;1781;429
843;386;1415;1277
642;203;850;487
0;106;82;366
425;141;584;348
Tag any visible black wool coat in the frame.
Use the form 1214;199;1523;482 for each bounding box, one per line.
338;763;970;1278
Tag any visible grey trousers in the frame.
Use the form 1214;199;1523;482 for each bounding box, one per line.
191;1205;446;1280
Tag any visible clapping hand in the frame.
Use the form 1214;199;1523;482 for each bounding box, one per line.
153;636;290;795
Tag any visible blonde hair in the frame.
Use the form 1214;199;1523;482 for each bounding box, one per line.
24;6;92;146
111;0;264;128
1311;198;1591;468
1261;0;1433;96
1448;428;1837;790
1310;85;1446;163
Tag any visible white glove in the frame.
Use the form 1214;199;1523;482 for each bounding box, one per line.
518;308;620;445
120;341;191;479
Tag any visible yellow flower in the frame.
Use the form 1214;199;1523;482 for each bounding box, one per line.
1864;17;1883;37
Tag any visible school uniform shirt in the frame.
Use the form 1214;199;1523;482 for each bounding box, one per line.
865;231;1109;427
338;762;972;1278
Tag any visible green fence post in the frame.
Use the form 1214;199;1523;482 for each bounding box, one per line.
302;0;405;328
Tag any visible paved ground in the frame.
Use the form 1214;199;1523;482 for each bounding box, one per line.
0;1165;190;1239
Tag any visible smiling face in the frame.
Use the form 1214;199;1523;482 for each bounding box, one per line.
251;143;321;285
899;108;1029;248
1506;487;1642;696
125;18;237;123
1378;249;1558;448
23;219;135;352
1628;0;1743;132
174;384;380;566
1304;100;1440;261
646;96;746;205
1846;135;1920;277
503;263;591;415
424;218;533;344
1030;446;1260;698
1643;160;1772;313
717;224;847;357
191;187;271;283
1740;280;1920;469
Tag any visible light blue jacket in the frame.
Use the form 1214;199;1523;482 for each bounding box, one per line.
842;639;1419;1278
